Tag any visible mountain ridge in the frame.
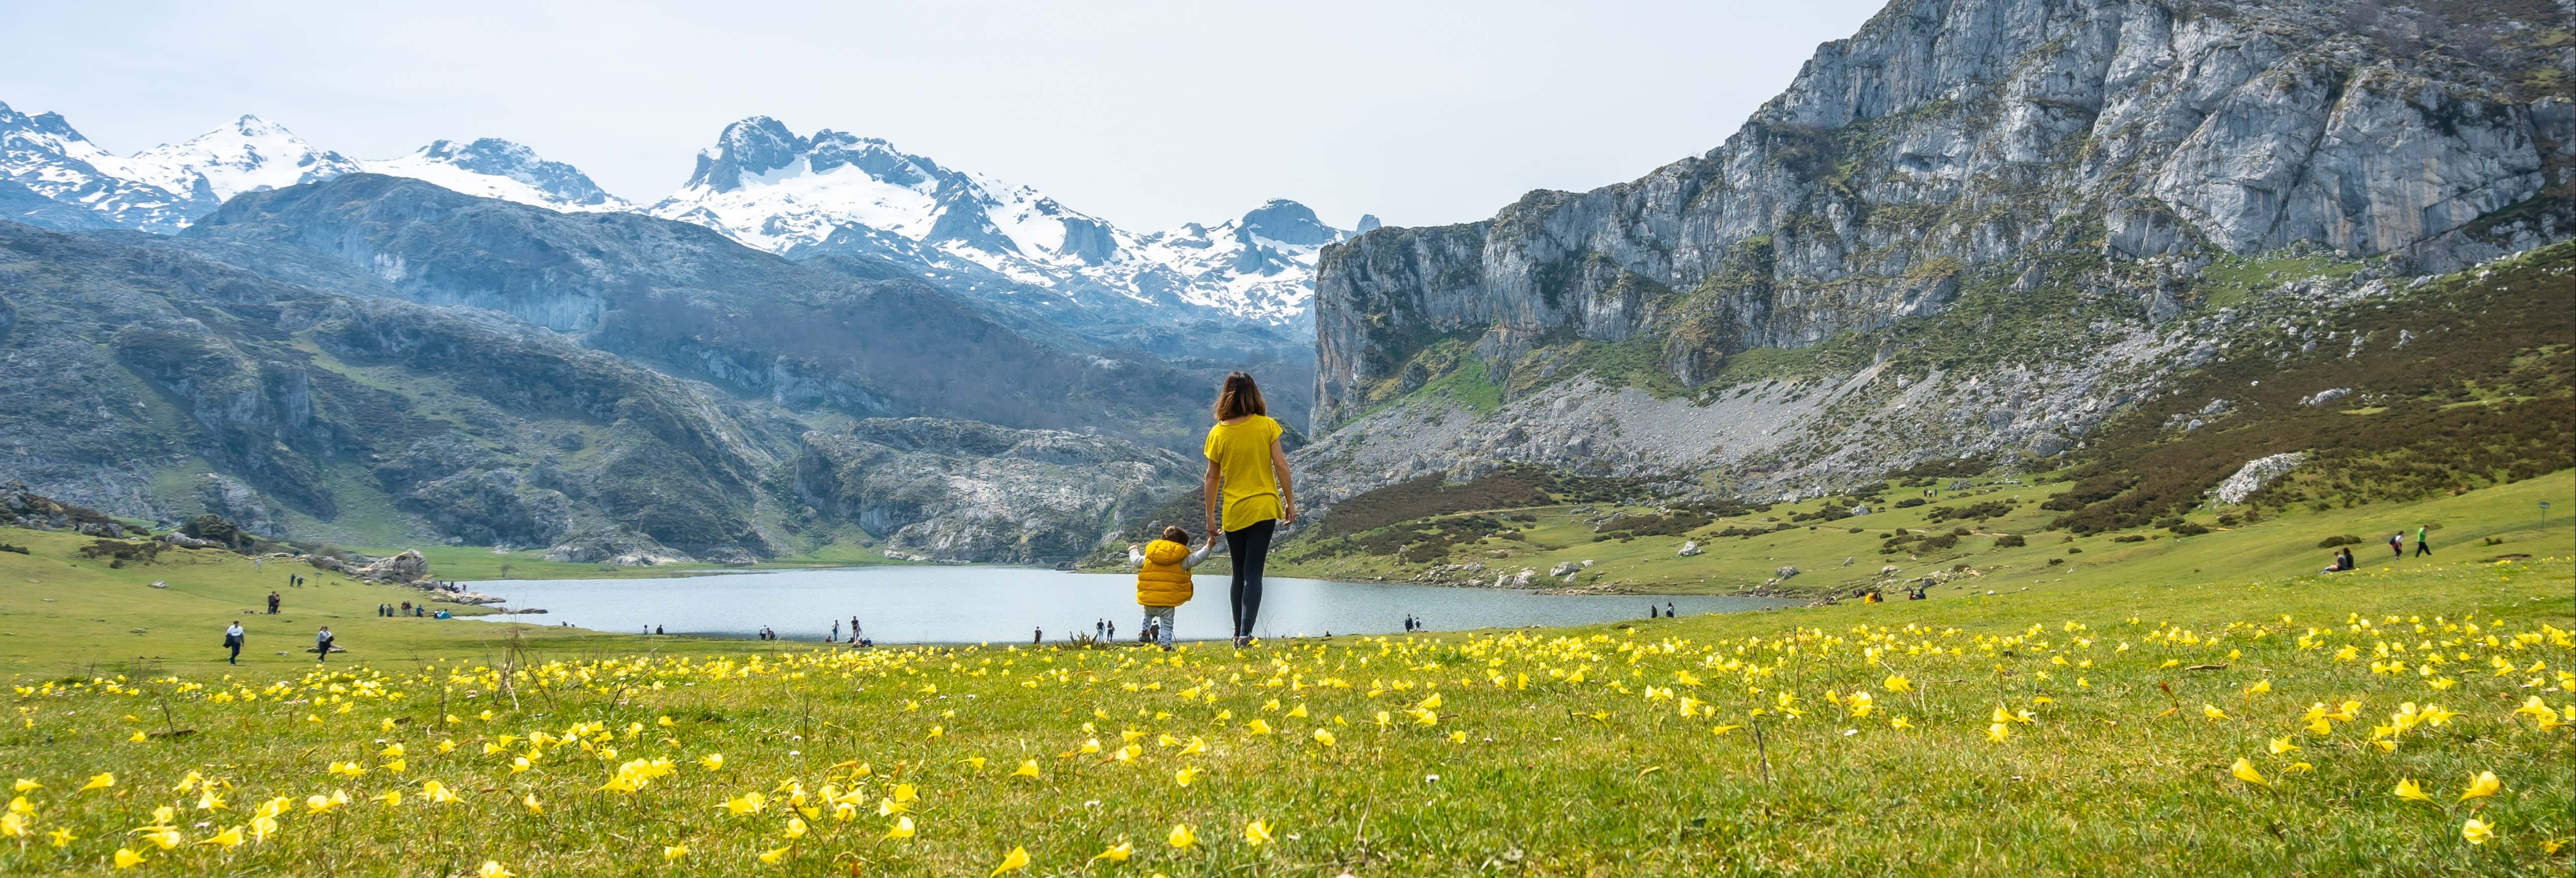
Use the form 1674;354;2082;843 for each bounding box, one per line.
0;100;1357;350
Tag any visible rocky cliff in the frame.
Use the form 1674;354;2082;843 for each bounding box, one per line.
1304;0;2575;505
794;418;1192;564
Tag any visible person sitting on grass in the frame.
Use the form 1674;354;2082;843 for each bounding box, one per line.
1128;525;1217;651
2322;547;2356;574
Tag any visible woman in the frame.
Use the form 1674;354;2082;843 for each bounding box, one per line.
1203;372;1296;647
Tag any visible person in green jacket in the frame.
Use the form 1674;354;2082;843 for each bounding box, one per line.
2413;524;2433;557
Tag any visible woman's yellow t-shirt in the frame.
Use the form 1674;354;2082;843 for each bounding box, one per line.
1204;415;1284;532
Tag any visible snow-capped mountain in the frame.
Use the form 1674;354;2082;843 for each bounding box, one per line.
650;116;1366;325
120;114;361;213
1;100;199;231
361;138;632;212
1;99;1366;344
0;100;628;229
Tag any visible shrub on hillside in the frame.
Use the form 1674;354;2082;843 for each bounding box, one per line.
2317;534;2363;548
1927;500;2014;523
1994;534;2026;548
2045;245;2576;534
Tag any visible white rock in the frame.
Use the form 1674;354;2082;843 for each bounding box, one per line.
2212;452;2307;504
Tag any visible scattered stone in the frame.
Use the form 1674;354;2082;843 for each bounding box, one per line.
2212;453;2307;504
1676;541;1702;557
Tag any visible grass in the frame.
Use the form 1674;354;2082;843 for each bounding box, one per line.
1274;465;2576;597
0;475;2570;875
2192;250;2368;312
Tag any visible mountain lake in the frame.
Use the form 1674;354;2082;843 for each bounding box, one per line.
472;566;1796;644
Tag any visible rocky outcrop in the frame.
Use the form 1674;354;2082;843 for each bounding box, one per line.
314;549;431;585
195;474;288;539
1;482;126;536
1304;0;2574;502
793;418;1193;564
2212;452;2306;504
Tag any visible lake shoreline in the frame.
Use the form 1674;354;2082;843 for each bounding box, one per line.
470;566;1800;645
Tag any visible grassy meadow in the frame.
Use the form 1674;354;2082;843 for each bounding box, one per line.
0;474;2571;874
1270;469;2576;598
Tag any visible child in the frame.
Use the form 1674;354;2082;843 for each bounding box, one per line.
1128;526;1216;651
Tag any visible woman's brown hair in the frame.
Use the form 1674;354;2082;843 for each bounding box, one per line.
1214;371;1266;421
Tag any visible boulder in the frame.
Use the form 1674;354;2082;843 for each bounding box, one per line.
1677;541;1702;557
1775;566;1800;579
2212;452;2307;504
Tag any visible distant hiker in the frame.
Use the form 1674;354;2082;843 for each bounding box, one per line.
830;620;840;643
2388;533;2404;559
1106;619;1115;641
222;622;245;665
655;625;664;635
849;616;860;641
1033;626;1043;645
314;626;334;663
1665;602;1676;618
1096;619;1106;640
2414;525;2432;557
267;591;281;614
1203;371;1296;648
1129;526;1214;652
1647;603;1655;619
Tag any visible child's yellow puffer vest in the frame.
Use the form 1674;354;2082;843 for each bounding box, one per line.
1135;540;1194;607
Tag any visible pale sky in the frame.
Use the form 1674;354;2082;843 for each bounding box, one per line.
1;0;1885;231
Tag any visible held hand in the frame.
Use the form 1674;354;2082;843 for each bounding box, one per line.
1280;498;1296;526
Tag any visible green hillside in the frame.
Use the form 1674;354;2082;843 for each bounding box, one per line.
1271;468;2574;596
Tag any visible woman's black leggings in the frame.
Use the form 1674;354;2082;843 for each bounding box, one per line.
1225;519;1276;638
